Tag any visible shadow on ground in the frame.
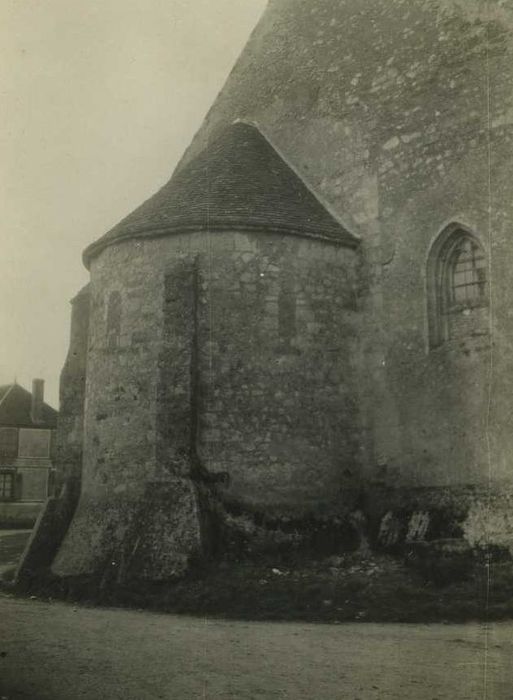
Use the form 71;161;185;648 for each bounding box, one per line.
5;542;513;624
0;529;31;579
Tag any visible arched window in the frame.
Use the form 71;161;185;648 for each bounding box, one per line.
427;225;489;348
447;237;487;307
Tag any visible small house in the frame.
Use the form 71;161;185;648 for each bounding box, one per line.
0;380;57;527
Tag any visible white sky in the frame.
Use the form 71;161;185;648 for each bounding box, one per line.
0;0;266;407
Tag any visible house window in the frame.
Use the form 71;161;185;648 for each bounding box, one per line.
427;225;489;348
0;471;14;501
0;428;18;458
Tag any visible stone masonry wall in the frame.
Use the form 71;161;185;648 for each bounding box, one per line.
53;243;203;579
191;234;361;514
53;230;360;578
55;285;90;491
180;0;513;490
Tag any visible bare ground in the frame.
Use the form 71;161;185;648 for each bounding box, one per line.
1;593;513;699
1;530;513;698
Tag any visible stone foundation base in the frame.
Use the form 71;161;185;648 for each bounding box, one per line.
367;484;513;554
19;480;513;586
51;479;202;582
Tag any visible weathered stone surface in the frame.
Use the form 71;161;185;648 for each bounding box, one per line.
25;0;513;582
16;482;79;585
378;512;402;548
406;512;430;543
406;539;477;586
51;229;360;579
55;285;90;490
368;485;513;557
185;0;513;491
52;480;202;580
463;497;513;553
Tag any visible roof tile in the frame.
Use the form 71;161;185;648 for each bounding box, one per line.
83;122;358;267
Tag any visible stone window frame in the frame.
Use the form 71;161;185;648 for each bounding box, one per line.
426;223;489;349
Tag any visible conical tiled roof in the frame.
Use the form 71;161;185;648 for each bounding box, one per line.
83;122;358;267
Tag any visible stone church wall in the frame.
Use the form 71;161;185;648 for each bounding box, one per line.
181;0;513;492
52;230;361;578
55;285;90;491
188;233;361;514
35;0;513;579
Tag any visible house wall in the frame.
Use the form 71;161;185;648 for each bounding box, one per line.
0;424;55;526
180;0;513;491
0;427;55;501
0;502;43;529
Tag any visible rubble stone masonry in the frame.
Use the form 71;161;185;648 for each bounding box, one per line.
25;0;513;583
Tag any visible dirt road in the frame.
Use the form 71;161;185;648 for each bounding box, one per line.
0;593;512;699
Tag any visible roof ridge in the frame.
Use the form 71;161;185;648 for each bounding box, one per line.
0;384;15;410
245;120;361;242
0;382;58;428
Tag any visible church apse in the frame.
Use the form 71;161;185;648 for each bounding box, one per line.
17;0;513;585
47;123;363;581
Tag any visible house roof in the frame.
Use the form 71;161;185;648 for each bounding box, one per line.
0;384;58;429
0;385;12;404
83;122;358;268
